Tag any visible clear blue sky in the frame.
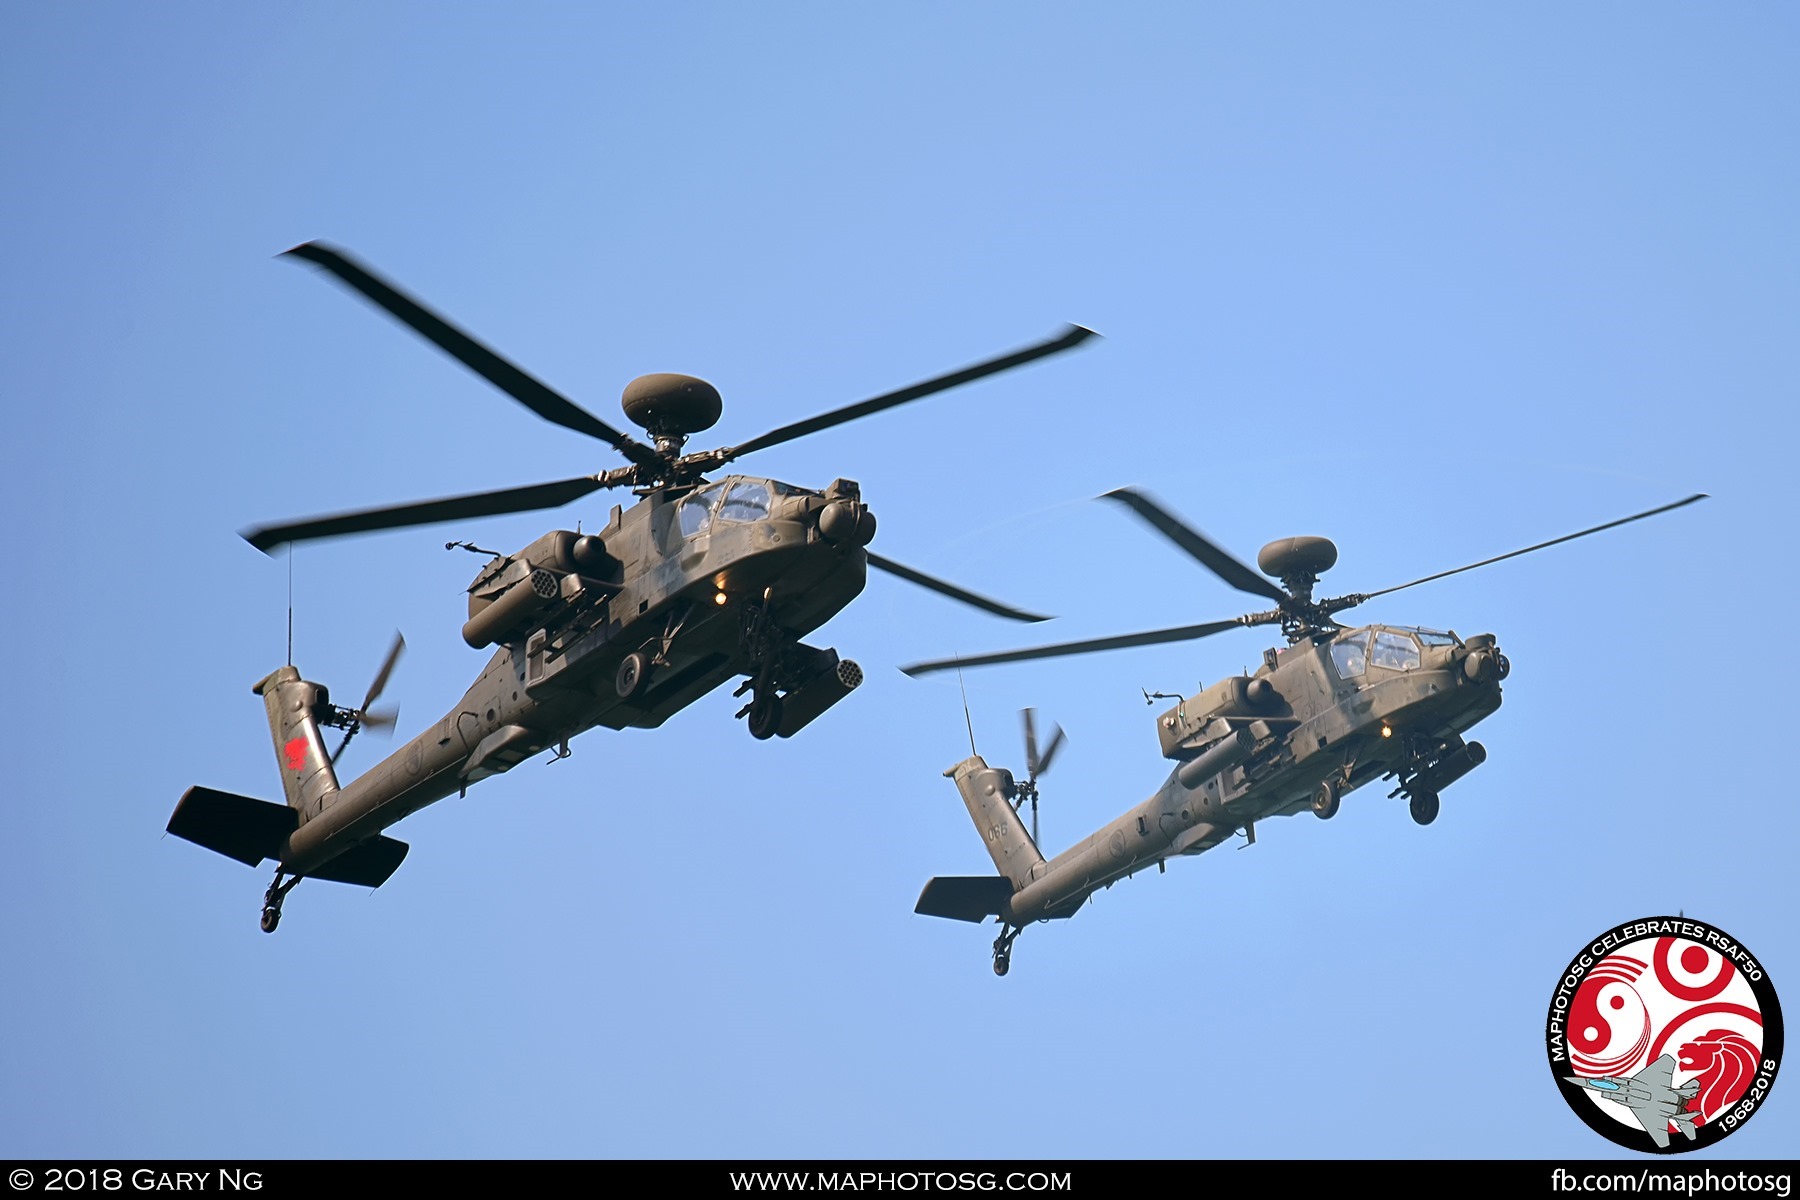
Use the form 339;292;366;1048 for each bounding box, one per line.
3;4;1794;1160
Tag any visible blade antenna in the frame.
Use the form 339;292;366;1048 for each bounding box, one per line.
286;547;294;667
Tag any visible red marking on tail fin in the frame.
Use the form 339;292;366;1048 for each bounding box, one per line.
283;736;308;772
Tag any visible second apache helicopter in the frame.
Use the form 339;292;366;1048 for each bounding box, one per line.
903;487;1706;975
166;241;1093;932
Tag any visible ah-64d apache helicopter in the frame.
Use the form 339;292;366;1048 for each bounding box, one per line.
903;487;1706;975
166;241;1094;933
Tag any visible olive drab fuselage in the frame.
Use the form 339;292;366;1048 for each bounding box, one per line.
168;241;1101;932
280;473;874;874
1016;622;1505;920
919;622;1508;971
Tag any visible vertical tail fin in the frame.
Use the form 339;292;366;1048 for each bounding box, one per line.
948;755;1044;888
253;666;341;817
914;756;1047;923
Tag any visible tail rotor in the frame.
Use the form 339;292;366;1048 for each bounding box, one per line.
326;631;406;766
1017;707;1065;845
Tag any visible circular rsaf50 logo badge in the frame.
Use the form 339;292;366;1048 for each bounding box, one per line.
1546;916;1782;1153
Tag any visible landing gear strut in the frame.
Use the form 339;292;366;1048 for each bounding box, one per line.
1387;733;1472;828
734;596;799;741
992;925;1019;976
261;871;301;934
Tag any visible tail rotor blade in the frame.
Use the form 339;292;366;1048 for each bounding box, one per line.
1037;723;1066;776
362;632;406;711
331;632;407;769
360;706;399;731
1022;708;1040;776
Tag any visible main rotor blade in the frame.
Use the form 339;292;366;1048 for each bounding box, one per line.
1101;487;1287;602
282;242;658;466
867;553;1051;623
1356;493;1709;603
361;631;406;711
726;324;1098;460
242;474;610;553
901;618;1244;678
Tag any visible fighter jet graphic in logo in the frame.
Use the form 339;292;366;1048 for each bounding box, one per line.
1564;1054;1700;1149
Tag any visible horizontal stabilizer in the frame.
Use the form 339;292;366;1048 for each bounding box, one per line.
308;836;409;888
916;875;1013;923
167;786;297;867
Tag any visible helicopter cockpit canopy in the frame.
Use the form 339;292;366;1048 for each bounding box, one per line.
678;477;811;537
1330;625;1463;679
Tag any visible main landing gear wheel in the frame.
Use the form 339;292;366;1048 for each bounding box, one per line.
1312;779;1341;820
615;651;651;701
260;908;280;933
1409;789;1440;826
747;690;783;740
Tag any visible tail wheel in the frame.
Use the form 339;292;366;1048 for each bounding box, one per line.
1312;779;1341;820
260;909;281;934
1409;790;1440;826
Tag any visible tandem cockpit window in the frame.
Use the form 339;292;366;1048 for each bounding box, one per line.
679;484;726;537
1370;629;1422;671
718;480;772;523
1330;630;1369;679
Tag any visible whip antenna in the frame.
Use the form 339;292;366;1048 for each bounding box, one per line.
957;664;977;755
